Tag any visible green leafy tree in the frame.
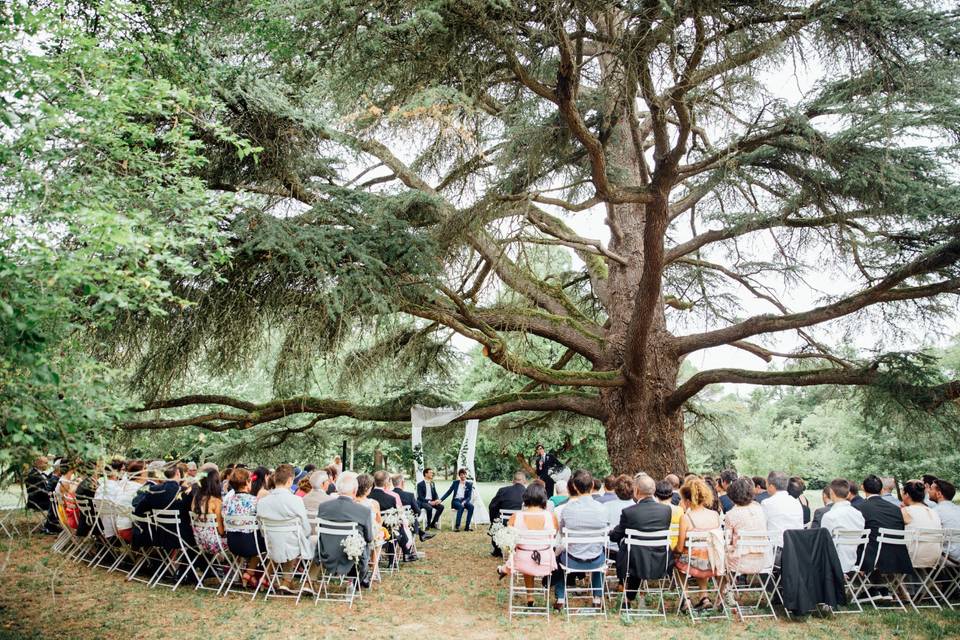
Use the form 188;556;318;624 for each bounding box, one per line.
1;2;235;465
13;1;960;477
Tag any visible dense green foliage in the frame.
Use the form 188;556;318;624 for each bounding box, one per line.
3;1;960;478
0;2;236;465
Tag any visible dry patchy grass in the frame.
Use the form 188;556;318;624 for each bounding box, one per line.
1;524;958;640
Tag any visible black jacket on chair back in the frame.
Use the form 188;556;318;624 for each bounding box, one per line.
780;527;846;614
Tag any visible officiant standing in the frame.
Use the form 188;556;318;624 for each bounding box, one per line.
532;444;560;497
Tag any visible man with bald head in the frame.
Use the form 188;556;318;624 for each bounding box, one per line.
609;473;674;605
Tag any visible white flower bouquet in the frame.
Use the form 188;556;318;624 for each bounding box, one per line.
340;532;366;563
492;525;520;553
382;509;404;534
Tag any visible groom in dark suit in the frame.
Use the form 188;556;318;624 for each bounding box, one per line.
416;468;444;529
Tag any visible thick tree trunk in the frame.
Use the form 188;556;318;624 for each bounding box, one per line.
594;41;686;476
600;333;686;478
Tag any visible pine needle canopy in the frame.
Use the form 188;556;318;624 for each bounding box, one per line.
19;0;960;469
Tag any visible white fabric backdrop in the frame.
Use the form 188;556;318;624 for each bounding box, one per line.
410;402;488;525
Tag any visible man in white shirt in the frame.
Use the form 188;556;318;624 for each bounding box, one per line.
929;478;960;562
761;471;804;548
821;478;866;573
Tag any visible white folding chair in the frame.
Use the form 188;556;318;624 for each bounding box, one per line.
189;512;232;593
125;511;159;584
931;528;960;608
151;509;202;590
258;516;314;604
905;528;946;610
675;530;728;622
312;518;363;607
0;506;21;539
402;506;425;559
618;528;675;619
557;528;608;619
498;509;518;525
830;528;870;613
96;500;137;574
221;513;266;598
862;528;912;611
379;508;402;574
507;529;554;619
725;530;777;620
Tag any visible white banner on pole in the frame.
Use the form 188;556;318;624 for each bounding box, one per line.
410;402;488;525
410;401;475;482
457;419;489;524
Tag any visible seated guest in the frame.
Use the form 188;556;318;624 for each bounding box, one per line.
848;480;864;507
901;480;942;569
416;468;445;529
94;459;123;537
495;483;558;608
929;479;960;562
355;474;384;534
315;472;375;589
603;475;635;534
190;469;225;555
674;477;723;610
788;477;810;525
552;470;608;611
25;456;52;515
855;474;912;575
594;475;618;504
222;468;261;588
440;468;475;532
256;464;312;594
810;486;833;529
821;478;865;573
761;471;803;549
54;461;80;531
548;478;569;510
718;469;737;513
654;480;684;549
324;465;339;495
302;470;333;516
371;471;415;561
392;474;434;542
112;460;146;543
589;477;603;502
922;475;939;508
488;471;527;557
881;477;900;505
724;477;769;577
665;474;682;506
753;476;769;503
74;467;99;538
295;475;311;498
250;466;271;500
609;475;672;604
132;464;193;550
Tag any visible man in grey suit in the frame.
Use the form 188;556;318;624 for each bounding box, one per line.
315;471;376;588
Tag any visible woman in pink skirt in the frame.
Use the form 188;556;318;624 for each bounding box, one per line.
497;483;558;606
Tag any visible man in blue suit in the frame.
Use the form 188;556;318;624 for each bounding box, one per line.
416;468;445;529
440;468;475;531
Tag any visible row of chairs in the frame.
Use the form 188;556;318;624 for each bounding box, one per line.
47;492;420;608
494;512;960;622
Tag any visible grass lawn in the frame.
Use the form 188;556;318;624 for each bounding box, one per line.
1;510;958;640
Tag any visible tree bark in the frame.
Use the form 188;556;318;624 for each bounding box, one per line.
600;331;686;478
